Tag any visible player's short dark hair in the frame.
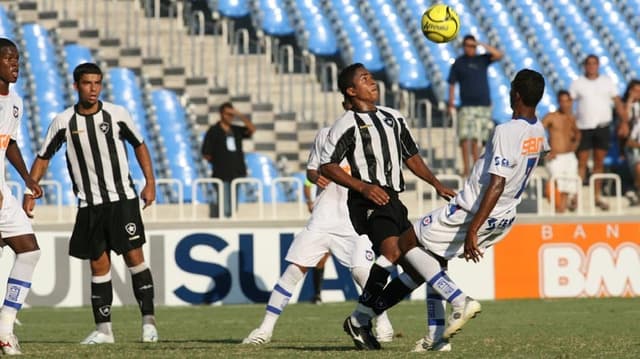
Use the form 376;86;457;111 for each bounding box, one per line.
583;54;599;65
462;35;476;43
218;101;233;115
338;63;365;97
557;90;570;100
0;38;17;52
73;63;102;83
512;69;545;107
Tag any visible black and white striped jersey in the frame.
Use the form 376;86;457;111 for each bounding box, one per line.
320;105;419;192
38;101;144;207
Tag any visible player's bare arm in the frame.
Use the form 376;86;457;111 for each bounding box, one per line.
569;115;581;152
23;157;50;217
319;162;389;206
6;140;42;198
306;169;330;189
134;143;156;209
234;108;256;137
404;154;456;201
615;95;630;138
464;174;505;263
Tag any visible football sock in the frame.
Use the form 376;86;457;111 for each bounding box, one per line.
312;267;324;302
351;256;394;327
259;264;304;333
426;285;446;341
0;250;40;335
91;272;113;334
372;272;420;315
405;248;466;307
130;263;155;318
350;266;369;289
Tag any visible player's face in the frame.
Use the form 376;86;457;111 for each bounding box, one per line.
630;84;640;102
0;46;19;84
75;73;102;105
348;67;378;104
558;94;573;114
220;107;234;125
584;58;599;77
463;40;477;56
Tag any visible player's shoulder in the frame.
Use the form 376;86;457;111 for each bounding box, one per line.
100;101;127;114
377;105;404;119
53;106;76;123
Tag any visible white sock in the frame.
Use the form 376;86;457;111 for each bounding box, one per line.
426;285;446;341
258;264;304;333
405;247;465;307
0;250;40;335
350;266;369;289
96;322;113;335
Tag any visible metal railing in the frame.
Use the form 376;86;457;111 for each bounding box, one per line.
191;178;224;219
547;174;583;215
588;173;623;214
271;177;304;219
230;178;264;220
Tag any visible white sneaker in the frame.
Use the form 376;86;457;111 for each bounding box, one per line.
142;324;159;343
412;336;451;352
241;328;272;345
375;323;394;343
80;330;115;344
0;333;22;355
443;297;482;339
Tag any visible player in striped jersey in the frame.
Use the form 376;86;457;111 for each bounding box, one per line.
0;37;44;356
319;63;456;350
23;63;158;345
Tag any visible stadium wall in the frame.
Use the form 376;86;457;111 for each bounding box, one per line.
0;219;636;308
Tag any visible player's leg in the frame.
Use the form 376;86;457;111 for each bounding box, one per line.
311;253;330;304
593;126;610;210
413;284;451;352
576;129;591;185
123;247;158;343
243;229;327;345
0;233;40;355
81;250;116;345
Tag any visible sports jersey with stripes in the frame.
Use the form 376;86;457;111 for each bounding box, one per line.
0;90;22;189
319;106;419;192
37;101;143;207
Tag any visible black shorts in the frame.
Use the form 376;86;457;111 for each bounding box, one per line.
578;126;610;151
69;198;146;260
347;187;411;253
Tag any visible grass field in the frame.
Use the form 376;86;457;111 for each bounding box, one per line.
13;297;639;358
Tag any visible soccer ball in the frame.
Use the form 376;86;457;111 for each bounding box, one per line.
421;4;460;43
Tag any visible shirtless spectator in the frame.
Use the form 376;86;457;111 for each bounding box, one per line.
543;90;581;212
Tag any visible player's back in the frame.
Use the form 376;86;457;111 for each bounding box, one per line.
455;117;548;216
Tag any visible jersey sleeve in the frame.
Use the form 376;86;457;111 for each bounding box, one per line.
117;106;144;147
320;116;356;165
487;126;516;180
398;117;419;160
38;115;67;159
307;128;328;170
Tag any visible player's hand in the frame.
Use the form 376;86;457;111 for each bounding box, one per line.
463;232;483;263
361;183;390;206
436;185;456;201
22;194;35;218
25;178;43;199
140;182;156;210
546;151;557;160
617;122;630;139
315;175;331;189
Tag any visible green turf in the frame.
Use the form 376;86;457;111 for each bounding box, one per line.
14;297;640;358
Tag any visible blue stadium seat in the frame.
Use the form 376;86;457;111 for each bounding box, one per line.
216;0;250;18
0;5;14;37
244;152;286;203
64;44;94;81
293;0;338;56
329;0;384;72
150;89;201;203
257;0;294;36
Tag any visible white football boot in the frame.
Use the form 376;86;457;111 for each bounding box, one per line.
242;328;272;345
412;336;452;352
142;324;159;343
443;297;482;339
80;330;115;344
0;333;22;355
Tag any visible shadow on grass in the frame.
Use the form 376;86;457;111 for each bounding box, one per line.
273;345;358;352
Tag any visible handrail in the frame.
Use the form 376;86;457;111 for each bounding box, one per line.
271;177;304;219
190;178;224;220
189;10;205;76
278;45;294;112
321;62;338;124
255;35;272;103
233;29;250;95
548;174;583;215
152;178;185;221
418;99;432;166
588;173;622;214
231;178;264;220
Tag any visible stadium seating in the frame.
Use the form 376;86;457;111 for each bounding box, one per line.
215;0;250;18
0;5;14;37
251;0;294;36
63;43;94;82
244;152;286;203
324;0;384;72
288;0;338;56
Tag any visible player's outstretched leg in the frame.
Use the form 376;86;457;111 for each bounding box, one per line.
404;247;481;339
81;271;115;344
0;245;40;355
129;262;158;343
243;264;305;345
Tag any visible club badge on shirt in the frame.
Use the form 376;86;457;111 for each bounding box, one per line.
12;105;18;119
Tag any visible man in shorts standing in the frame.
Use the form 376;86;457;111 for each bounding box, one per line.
23;63;158;344
448;35;503;176
0;37;44;355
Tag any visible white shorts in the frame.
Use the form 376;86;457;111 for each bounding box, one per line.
285;228;375;269
413;204;515;260
546;152;579;194
0;190;34;239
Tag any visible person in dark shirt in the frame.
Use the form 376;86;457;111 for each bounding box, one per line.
448;35;503;177
201;102;255;217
